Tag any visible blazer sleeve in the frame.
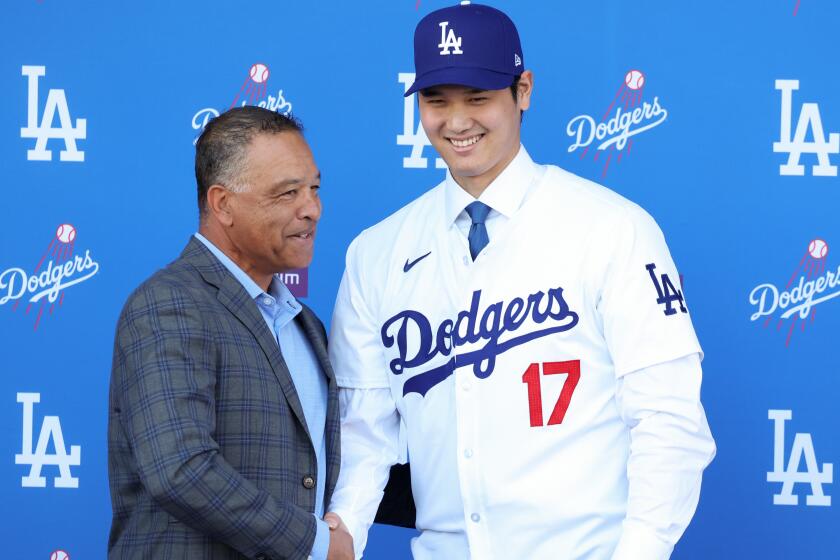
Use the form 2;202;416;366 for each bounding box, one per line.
111;281;316;560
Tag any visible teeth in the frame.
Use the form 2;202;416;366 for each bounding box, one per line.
450;135;481;148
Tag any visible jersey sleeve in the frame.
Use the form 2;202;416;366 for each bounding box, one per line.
330;234;391;389
328;387;402;558
597;206;702;377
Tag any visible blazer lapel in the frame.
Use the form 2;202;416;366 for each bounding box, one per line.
296;304;341;498
184;237;312;441
295;306;335;384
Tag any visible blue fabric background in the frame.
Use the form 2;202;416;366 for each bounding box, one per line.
1;1;837;558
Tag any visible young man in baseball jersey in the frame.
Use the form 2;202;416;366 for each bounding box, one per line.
325;2;716;558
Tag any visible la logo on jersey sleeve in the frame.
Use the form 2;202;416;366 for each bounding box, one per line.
646;263;687;316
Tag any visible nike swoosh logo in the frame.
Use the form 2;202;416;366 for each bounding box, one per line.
403;252;432;273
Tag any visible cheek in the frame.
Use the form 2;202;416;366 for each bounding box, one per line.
420;113;444;141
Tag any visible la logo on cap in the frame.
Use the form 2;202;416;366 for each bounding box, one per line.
438;21;463;55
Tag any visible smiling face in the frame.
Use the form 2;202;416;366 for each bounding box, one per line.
418;71;532;197
207;131;322;288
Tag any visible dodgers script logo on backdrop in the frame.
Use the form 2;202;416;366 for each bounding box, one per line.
20;65;86;162
566;69;668;178
749;239;839;346
773;79;838;177
0;224;99;331
191;62;293;145
768;410;832;506
398;72;446;170
16;393;81;489
381;287;579;396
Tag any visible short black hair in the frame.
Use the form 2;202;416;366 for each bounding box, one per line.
509;74;522;101
510;74;524;122
194;106;303;217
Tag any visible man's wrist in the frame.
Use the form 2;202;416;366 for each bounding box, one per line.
611;522;674;560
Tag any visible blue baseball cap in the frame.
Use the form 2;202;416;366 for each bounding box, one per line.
405;1;524;97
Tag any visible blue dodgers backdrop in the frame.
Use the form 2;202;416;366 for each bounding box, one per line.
1;1;838;558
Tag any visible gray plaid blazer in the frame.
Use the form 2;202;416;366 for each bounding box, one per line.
108;237;340;560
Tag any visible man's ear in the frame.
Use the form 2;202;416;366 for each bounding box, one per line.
206;184;234;227
517;70;534;112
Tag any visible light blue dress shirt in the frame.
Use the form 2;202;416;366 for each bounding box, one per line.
195;233;330;560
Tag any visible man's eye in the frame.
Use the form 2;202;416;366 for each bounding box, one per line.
471;97;488;103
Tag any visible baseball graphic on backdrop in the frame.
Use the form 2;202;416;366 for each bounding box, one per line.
249;63;270;84
56;224;76;244
808;238;828;259
624;69;645;90
50;551;70;560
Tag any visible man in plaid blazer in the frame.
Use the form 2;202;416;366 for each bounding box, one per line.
108;107;352;559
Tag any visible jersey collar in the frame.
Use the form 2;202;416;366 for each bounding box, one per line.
443;144;537;227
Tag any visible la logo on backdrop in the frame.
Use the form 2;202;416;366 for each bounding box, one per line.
20;65;86;162
0;224;99;331
16;392;81;489
566;70;668;178
191;63;308;298
768;409;832;507
748;239;839;346
773;79;838;177
398;72;446;170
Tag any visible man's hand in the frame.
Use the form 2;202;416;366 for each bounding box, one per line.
325;512;354;560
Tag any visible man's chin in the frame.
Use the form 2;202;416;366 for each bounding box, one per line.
276;255;313;273
448;164;490;182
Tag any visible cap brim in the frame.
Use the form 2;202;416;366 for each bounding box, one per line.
404;67;518;97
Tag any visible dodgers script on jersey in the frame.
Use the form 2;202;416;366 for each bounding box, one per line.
329;148;709;559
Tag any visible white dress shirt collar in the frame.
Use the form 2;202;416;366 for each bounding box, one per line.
443;144;537;227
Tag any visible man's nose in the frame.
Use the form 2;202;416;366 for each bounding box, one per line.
446;107;473;135
297;188;322;222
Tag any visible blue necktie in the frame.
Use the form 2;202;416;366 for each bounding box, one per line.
465;201;491;260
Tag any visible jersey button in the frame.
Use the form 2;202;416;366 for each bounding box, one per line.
464;448;473;459
462;256;469;265
470;513;481;523
461;380;471;391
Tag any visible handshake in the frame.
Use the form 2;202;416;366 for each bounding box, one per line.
325;512;354;560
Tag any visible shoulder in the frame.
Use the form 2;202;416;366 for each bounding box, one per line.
539;165;663;237
345;183;445;268
117;254;208;328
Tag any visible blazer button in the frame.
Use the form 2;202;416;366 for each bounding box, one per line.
255;555;267;560
302;475;316;489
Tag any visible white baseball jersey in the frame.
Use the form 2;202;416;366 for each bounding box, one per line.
329;147;715;560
